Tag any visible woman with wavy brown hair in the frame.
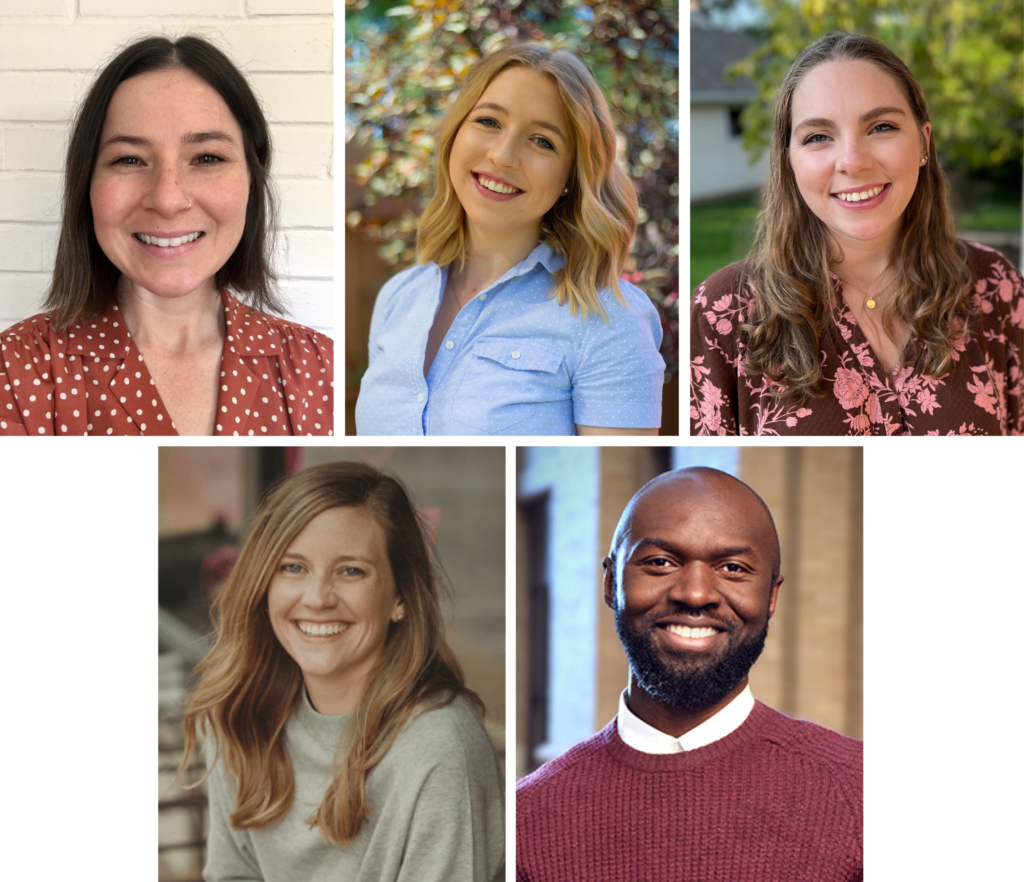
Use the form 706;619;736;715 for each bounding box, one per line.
178;462;504;881
691;33;1022;435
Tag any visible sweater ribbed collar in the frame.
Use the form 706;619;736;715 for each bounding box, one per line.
601;700;784;772
617;685;755;753
291;686;354;752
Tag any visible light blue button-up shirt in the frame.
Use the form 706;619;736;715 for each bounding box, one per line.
355;243;665;435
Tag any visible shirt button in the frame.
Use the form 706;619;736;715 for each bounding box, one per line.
445;340;454;350
478;293;487;301
417;392;424;402
511;350;521;359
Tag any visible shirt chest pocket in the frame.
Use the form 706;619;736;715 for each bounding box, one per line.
452;338;571;433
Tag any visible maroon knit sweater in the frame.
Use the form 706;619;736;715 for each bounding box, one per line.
515;701;862;882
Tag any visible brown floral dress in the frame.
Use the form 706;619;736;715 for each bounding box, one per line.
690;243;1023;436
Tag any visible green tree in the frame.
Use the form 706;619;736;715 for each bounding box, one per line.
721;0;1023;173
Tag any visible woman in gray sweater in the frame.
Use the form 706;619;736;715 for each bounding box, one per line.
178;462;504;881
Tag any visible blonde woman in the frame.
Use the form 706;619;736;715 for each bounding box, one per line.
691;33;1022;436
355;43;665;436
179;462;504;881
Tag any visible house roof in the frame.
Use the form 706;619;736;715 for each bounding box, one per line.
691;27;759;104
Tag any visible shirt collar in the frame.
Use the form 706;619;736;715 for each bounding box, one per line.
519;241;564;275
616;685;755;754
439;241;564;284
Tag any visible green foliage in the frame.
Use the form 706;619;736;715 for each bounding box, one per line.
726;0;1024;173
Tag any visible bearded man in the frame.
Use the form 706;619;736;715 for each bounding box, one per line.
515;467;863;882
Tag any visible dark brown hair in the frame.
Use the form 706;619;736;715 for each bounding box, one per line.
47;34;282;329
744;33;971;402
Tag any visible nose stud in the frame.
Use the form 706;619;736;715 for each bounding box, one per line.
185;197;192;210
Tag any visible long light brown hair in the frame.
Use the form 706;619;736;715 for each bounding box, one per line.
47;35;282;330
417;42;638;320
178;461;480;844
743;33;972;402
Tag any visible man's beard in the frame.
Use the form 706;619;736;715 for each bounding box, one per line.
615;608;769;713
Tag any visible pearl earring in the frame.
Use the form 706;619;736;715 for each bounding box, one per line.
562;187;568;195
396;612;404;621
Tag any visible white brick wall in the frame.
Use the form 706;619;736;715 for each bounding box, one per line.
0;4;333;336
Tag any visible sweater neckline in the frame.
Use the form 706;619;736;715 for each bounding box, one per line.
600;700;781;771
296;684;356;725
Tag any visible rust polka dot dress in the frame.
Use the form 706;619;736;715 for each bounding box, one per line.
0;290;333;436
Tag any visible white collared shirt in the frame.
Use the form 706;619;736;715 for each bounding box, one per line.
616;685;755;754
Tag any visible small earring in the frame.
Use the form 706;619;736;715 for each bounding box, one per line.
920;157;927;164
396;612;404;621
562;187;568;195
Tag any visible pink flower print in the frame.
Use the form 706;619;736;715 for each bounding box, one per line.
967;372;997;415
866;392;884;424
716;318;733;335
1011;297;1024;328
698;380;724;433
712;294;733;311
786;405;811;426
834;367;869;409
701;379;724;408
955;422;979;436
976;279;987;293
917;388;939;414
945;333;967;363
850;413;871;432
998;278;1014;302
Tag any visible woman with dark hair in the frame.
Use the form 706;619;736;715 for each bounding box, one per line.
691;33;1022;436
0;35;333;436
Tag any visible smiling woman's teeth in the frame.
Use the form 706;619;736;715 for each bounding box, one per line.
297;622;350;637
835;186;884;203
477;175;521;195
135;232;202;247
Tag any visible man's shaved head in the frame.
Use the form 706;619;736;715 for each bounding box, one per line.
603;466;784;723
608;467;781;583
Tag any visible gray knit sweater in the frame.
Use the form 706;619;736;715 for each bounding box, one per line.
203;691;504;882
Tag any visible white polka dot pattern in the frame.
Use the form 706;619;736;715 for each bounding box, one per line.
355;243;665;435
0;289;334;436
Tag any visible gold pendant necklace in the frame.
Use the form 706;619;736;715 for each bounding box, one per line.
836;271;883;311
